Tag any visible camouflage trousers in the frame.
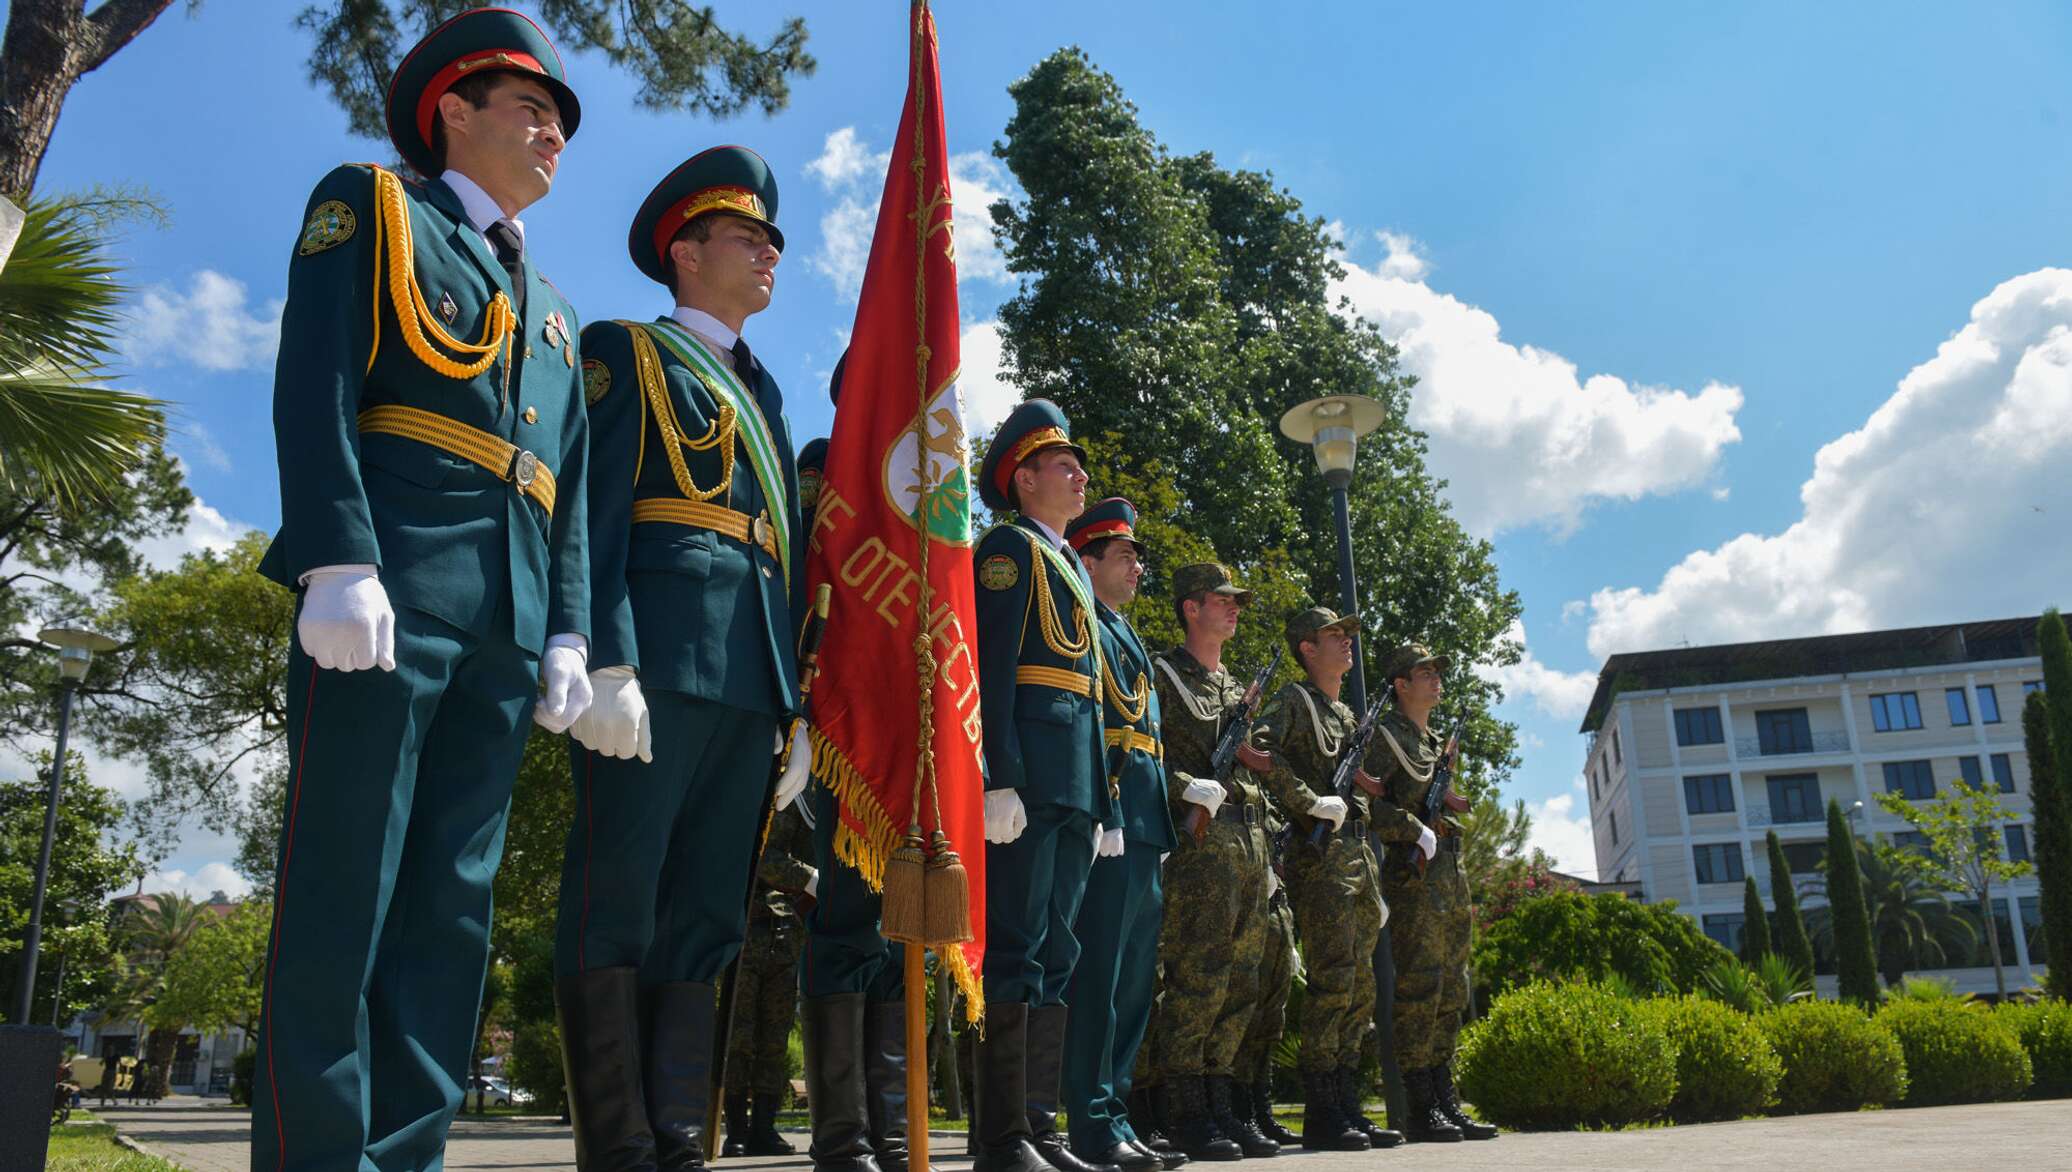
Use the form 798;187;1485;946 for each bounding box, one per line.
1150;810;1270;1078
1234;891;1295;1082
1287;828;1382;1072
1381;845;1471;1070
724;917;803;1096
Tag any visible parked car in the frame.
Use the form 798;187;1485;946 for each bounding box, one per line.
464;1075;530;1110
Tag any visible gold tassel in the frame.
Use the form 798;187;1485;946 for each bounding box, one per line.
881;824;929;944
922;830;973;945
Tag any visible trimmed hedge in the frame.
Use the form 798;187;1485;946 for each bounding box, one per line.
1456;980;1677;1130
1994;1001;2072;1098
1757;1000;1907;1113
1635;994;1782;1122
1876;999;2031;1105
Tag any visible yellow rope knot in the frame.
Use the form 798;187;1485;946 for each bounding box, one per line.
365;166;515;380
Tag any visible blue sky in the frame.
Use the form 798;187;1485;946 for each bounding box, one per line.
19;1;2072;890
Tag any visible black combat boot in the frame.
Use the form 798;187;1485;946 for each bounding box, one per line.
1132;1086;1175;1155
1335;1067;1402;1149
1297;1069;1366;1152
1159;1076;1241;1162
556;967;660;1172
1026;1005;1121;1172
1248;1079;1297;1147
1206;1076;1276;1158
643;982;715;1170
1398;1068;1461;1144
803;994;881;1172
720;1091;751;1158
864;1001;909;1172
1433;1062;1497;1141
748;1093;797;1156
973;1002;1054;1172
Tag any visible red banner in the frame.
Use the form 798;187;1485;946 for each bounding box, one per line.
803;0;985;1013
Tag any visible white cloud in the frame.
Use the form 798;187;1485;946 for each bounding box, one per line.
134;494;250;571
143;861;251;902
806;127;1016;301
1586;268;2072;660
1486;619;1598;720
807;127;885;190
1332;235;1742;536
958;320;1021;436
178;422;233;473
1526;785;1598;879
127;270;283;372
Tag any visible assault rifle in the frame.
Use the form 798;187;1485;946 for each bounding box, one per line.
1307;694;1387;846
1402;716;1470;876
1186;646;1284;843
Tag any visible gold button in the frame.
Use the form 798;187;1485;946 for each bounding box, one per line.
761;566;774;579
523;406;538;425
525;346;535;359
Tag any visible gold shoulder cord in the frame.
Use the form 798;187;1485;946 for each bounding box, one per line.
364;166;514;378
626;324;737;502
1103;655;1150;726
1024;533;1091;659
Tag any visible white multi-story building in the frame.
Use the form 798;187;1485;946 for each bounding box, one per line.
1580;616;2047;997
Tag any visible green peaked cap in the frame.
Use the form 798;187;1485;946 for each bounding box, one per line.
385;7;581;180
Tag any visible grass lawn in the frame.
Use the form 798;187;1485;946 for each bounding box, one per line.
45;1123;183;1172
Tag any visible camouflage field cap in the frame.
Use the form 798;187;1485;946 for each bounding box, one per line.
1382;642;1449;682
1285;605;1360;646
1171;562;1253;605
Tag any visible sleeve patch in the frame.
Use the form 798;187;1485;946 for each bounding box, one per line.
979;554;1019;591
297;200;357;255
583;358;612;405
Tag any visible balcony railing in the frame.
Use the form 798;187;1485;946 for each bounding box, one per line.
1734;730;1852;757
1745;802;1825;828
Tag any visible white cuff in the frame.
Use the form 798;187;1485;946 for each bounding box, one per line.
299;562;378;585
545;632;589;662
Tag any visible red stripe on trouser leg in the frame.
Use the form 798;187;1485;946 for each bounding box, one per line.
264;661;322;1171
579;749;595;971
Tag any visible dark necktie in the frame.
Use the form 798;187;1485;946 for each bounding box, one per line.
486;220;526;323
731;337;757;381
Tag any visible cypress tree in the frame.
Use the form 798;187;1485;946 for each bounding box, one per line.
2025;678;2072;1001
1827;799;1881;1004
1767;830;1815;981
1740;874;1773;964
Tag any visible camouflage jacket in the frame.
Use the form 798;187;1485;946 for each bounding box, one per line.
1151;644;1262;809
1249;679;1364;835
748;805;815;927
1362;709;1451;845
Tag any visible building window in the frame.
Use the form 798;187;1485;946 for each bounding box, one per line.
1946;687;1971;726
1675;706;1725;746
1612;727;1622;767
1766;773;1821;823
1978;685;2002;724
1701;913;1747;954
1891;830;1932;856
1780;840;1825;874
1610;809;1620;845
2006;825;2031;865
1991;753;2015;793
1693;843;1746;884
2024;680;2044;696
1960;757;1985;790
1756;708;1813;755
1882;760;1936;800
2021;896;2044;958
1870;691;1924;732
1684;774;1735;815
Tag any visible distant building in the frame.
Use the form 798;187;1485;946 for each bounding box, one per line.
72;891;248;1096
1579;616;2047;997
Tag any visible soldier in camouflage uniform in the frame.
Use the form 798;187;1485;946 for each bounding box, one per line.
1231;809;1298;1148
1363;645;1495;1143
1149;562;1278;1162
1247;607;1400;1152
723;804;814;1156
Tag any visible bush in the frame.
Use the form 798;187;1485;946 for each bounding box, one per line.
1888;975;1965;1002
1757;1000;1907;1113
1635;995;1782;1122
231;1049;256;1106
1473;891;1734;999
1455;980;1677;1129
506;1019;568;1115
1876;999;2031;1105
1996;1001;2072;1097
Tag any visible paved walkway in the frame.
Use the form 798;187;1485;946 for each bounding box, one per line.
95;1096;2069;1171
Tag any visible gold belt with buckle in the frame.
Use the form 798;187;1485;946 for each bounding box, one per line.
1017;665;1100;703
357;404;556;515
1104;728;1163;759
630;497;779;560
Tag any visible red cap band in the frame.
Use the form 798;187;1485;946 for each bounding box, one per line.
1069;517;1135;551
415;49;548;150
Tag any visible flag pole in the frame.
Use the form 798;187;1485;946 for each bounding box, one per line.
907;948;930;1171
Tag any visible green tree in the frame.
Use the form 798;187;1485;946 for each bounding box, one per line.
0;759;141;1024
1471;890;1732;999
1740;874;1772;964
1805;837;1974;988
116;889;208;1098
1457;793;1535;900
1766;830;1816;982
2033;614;2072;1000
1875;781;2035;1001
151;899;268;1041
1825;799;1881;1005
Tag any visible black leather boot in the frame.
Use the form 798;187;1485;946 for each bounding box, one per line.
1026;1005;1120;1172
557;967;659;1172
644;982;715;1170
974;1002;1054;1172
1160;1076;1241;1162
1336;1067;1402;1149
804;994;881;1172
720;1091;751;1158
1132;1086;1174;1155
1248;1079;1297;1147
864;1001;909;1172
1297;1070;1366;1152
1434;1063;1496;1141
749;1093;797;1156
1398;1068;1461;1144
1207;1076;1276;1158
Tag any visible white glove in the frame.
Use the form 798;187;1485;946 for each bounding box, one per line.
1160;852;1171;865
570;667;652;762
984;789;1028;844
774;721;812;810
1309;796;1349;830
1417;823;1439;861
1266;868;1280;899
1180;778;1226;818
1098;827;1126;858
299;568;395;672
804;868;819;899
533;642;592;733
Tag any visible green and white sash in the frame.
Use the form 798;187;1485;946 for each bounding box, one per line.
645;317;792;581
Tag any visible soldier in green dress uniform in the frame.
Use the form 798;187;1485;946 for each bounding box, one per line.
252;10;591;1170
971;400;1114;1172
721;805;813;1157
554;145;807;1170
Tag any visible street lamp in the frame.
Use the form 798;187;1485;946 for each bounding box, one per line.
14;625;117;1026
1278;394;1387;711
